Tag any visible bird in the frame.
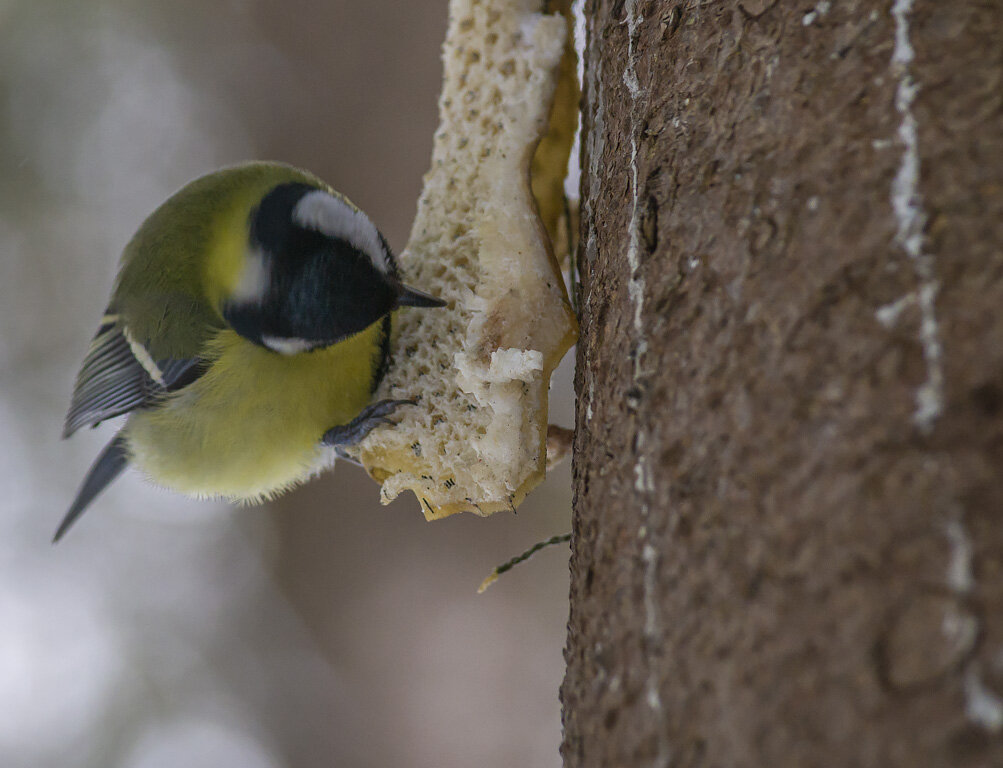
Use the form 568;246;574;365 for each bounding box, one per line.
55;161;445;542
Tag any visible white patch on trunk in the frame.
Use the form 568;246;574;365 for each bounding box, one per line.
945;518;974;594
965;664;1003;732
888;0;944;431
624;0;645;340
623;4;670;765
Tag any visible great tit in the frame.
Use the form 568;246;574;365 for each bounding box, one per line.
56;162;445;542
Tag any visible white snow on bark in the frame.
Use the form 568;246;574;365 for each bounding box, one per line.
888;0;944;431
965;664;1003;732
943;515;1002;731
623;4;669;766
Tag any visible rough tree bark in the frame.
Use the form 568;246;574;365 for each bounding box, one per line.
562;2;1003;766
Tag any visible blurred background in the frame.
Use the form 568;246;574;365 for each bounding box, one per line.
0;1;577;766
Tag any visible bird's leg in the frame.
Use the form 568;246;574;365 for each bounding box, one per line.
322;399;416;451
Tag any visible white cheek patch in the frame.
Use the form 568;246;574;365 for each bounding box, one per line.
261;335;322;355
231;247;271;305
293;190;391;274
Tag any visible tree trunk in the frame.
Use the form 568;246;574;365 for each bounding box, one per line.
562;1;1003;766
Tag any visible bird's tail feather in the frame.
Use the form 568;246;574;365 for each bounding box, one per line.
53;434;129;543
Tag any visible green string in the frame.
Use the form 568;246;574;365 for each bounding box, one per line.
478;532;572;593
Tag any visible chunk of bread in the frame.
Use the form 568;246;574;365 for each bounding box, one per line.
350;0;577;520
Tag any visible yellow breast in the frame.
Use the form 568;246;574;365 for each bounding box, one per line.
123;323;385;502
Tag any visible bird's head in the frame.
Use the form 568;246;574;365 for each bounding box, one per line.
222;182;444;354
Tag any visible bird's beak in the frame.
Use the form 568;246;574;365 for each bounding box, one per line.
397;285;447;308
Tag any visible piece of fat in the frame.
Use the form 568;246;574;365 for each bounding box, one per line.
351;0;578;520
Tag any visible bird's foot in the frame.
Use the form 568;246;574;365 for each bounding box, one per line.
322;399;416;450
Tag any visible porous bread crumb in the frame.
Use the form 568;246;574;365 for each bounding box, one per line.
351;0;577;519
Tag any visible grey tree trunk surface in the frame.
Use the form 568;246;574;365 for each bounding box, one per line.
562;1;1003;766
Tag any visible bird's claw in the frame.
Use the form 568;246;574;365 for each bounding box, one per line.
322;398;416;448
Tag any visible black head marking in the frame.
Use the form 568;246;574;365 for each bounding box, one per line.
224;183;403;351
249;182;316;256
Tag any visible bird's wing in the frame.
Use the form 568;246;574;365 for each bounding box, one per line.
62;313;206;438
